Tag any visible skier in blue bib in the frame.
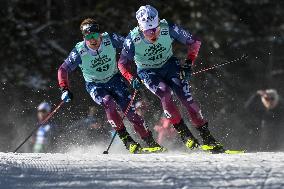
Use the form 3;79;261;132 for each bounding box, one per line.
58;18;165;154
118;5;223;152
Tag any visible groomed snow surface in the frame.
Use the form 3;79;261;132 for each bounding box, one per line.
0;147;284;189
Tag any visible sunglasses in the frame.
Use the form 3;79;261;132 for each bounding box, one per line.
85;32;100;40
143;27;159;37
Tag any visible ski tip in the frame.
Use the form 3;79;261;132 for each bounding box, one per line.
224;150;246;154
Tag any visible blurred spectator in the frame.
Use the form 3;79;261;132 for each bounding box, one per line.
244;89;283;151
154;116;182;149
135;99;182;149
74;106;112;146
32;102;56;153
154;117;175;143
257;89;280;110
135;100;148;117
85;106;112;145
134;99;162;128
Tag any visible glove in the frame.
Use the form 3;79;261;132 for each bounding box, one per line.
180;59;192;81
61;88;73;103
130;78;142;90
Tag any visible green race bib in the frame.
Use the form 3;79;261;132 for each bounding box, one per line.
130;19;173;70
75;32;118;83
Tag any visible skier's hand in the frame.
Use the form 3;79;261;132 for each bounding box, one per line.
61;88;73;103
130;78;142;90
180;59;192;81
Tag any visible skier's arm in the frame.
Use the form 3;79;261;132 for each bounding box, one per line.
110;33;136;83
169;23;201;64
109;33;125;49
58;48;82;89
118;35;136;82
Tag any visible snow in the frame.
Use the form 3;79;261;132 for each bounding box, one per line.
0;150;284;189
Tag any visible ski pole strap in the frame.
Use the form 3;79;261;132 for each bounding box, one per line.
192;54;248;76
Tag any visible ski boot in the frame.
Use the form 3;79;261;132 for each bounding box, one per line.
173;119;199;150
117;128;142;154
141;133;167;153
196;123;224;153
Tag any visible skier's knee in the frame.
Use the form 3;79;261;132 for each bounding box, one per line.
164;109;181;125
159;84;172;102
103;95;117;111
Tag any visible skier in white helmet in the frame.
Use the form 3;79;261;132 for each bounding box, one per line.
118;5;224;153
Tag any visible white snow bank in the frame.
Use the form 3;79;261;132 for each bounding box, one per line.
0;152;283;189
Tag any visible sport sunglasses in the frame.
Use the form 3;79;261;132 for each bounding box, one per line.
85;32;100;40
143;26;159;36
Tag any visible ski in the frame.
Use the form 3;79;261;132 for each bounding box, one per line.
200;145;245;154
208;149;245;154
224;149;246;154
137;147;168;154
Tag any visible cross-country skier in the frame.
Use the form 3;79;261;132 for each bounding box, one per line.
118;5;223;152
57;18;164;154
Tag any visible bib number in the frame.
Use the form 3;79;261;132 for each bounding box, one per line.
148;54;162;61
96;64;110;72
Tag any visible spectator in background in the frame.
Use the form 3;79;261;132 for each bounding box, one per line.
154;117;175;143
257;89;280;110
135;99;182;149
77;106;112;146
32;102;56;153
134;98;163;129
244;89;283;151
135;100;148;117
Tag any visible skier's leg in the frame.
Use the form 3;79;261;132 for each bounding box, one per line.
167;58;222;149
171;79;207;127
138;69;198;149
138;69;182;125
110;76;150;138
86;82;141;153
112;77;166;152
100;95;142;153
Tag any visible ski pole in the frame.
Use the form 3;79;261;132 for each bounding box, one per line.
103;90;138;154
192;54;248;75
13;101;64;153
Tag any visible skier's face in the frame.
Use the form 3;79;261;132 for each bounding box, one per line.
143;26;160;43
84;32;101;50
261;95;278;110
37;110;49;122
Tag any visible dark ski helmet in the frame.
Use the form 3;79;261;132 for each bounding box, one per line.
80;18;100;36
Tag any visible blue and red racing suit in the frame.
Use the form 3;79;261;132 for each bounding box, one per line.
58;33;150;139
118;21;206;127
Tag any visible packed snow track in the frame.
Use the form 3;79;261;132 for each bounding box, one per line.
0;152;284;189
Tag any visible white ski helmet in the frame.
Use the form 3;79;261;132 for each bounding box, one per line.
136;5;159;31
37;102;51;112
